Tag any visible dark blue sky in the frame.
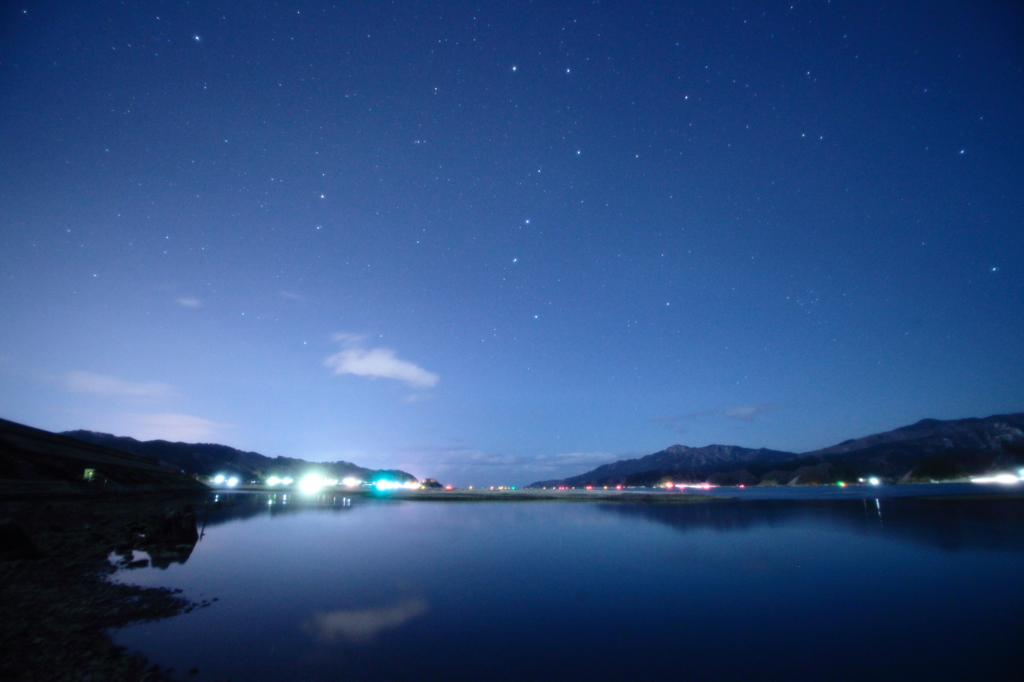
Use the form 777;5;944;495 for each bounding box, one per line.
1;1;1021;485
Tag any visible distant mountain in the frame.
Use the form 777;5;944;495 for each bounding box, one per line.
528;413;1024;488
62;430;416;484
531;445;797;488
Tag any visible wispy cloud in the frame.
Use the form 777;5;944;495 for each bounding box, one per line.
66;371;178;400
325;334;439;389
176;297;203;308
116;413;233;442
306;598;429;644
652;404;777;433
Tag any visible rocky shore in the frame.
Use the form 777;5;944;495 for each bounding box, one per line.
0;493;208;681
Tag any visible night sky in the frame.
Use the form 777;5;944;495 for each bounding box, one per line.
1;1;1021;486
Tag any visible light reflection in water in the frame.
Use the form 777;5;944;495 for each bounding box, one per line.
306;598;430;644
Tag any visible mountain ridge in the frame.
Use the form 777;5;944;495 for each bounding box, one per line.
529;412;1024;488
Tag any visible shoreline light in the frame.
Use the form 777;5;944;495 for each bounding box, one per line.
373;479;420;491
299;473;326;494
970;473;1022;485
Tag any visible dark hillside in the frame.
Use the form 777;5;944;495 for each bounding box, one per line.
0;418;206;496
63;430;415;484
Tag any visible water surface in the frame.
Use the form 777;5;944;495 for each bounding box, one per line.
115;493;1024;681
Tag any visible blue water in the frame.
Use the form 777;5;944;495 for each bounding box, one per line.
114;492;1024;682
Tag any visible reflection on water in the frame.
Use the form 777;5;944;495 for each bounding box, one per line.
113;494;1024;682
307;597;429;643
601;497;1024;553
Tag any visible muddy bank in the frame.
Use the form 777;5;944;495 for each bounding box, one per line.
0;493;209;681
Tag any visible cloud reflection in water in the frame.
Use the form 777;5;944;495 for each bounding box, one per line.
307;598;429;644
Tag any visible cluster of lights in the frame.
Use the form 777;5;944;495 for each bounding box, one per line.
265;475;361;491
211;474;239;487
372;479;419;491
664;482;715;490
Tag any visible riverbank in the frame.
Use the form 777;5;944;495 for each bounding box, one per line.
0;493;208;682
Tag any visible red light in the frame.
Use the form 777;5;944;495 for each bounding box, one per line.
445;485;453;490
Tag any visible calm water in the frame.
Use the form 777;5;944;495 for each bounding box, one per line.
114;491;1024;682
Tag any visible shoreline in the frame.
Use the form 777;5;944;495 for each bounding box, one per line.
217;485;721;503
1;492;208;681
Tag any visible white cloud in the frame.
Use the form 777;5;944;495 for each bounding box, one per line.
306;598;428;644
115;413;233;442
66;371;178;400
325;335;438;388
176;297;203;308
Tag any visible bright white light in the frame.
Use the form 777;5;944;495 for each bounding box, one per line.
342;477;362;488
327;479;339;486
670;483;716;490
282;477;294;485
299;474;326;494
226;477;239;487
971;473;1021;485
868;477;881;486
267;476;281;486
213;474;226;484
